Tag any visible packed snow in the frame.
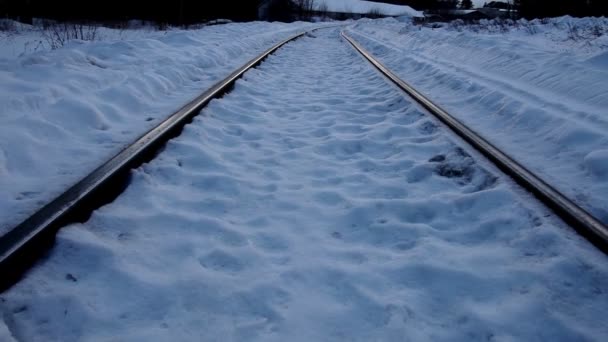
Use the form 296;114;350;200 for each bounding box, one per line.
0;20;319;236
316;0;422;17
346;16;608;223
1;27;607;341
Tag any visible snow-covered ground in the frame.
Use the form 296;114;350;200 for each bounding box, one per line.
316;0;422;17
2;27;607;341
473;0;490;7
0;20;318;236
346;16;608;223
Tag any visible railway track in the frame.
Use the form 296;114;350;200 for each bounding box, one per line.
1;26;607;340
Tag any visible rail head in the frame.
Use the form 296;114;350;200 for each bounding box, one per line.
341;30;608;253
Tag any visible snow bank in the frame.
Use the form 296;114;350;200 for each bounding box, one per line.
2;28;607;341
316;0;422;17
347;16;608;222
0;21;318;235
588;50;608;68
584;150;608;179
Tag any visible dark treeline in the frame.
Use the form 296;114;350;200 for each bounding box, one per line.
516;0;608;19
369;0;608;18
366;0;458;10
2;0;607;24
0;0;262;25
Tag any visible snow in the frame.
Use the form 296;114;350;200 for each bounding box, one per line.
588;50;608;68
345;16;608;222
316;0;422;17
0;20;318;236
473;0;491;8
1;27;608;341
472;0;510;8
584;150;608;179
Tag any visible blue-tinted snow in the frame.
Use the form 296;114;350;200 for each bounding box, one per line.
2;28;607;342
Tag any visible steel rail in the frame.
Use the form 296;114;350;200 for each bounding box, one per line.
0;30;309;291
341;30;608;253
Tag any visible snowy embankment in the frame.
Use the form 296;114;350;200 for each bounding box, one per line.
347;16;608;223
316;0;422;17
2;28;607;341
0;20;318;235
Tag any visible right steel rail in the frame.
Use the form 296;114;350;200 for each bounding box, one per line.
342;31;608;253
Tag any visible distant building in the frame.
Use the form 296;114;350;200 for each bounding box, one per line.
258;0;421;21
483;1;512;10
419;6;516;22
452;9;489;19
480;1;517;18
418;9;488;22
478;7;516;18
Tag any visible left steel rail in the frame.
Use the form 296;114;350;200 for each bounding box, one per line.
0;30;308;292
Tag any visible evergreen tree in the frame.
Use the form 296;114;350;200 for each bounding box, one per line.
460;0;473;9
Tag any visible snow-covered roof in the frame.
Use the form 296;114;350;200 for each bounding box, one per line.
315;0;423;17
448;9;478;15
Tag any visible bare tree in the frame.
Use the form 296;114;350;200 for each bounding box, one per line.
41;22;98;50
366;7;383;18
316;1;330;20
294;0;316;20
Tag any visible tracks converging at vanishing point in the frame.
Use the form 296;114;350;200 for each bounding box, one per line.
1;26;607;293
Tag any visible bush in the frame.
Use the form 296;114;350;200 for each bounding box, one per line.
0;19;16;32
521;20;538;35
41;22;99;49
366;7;383;19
